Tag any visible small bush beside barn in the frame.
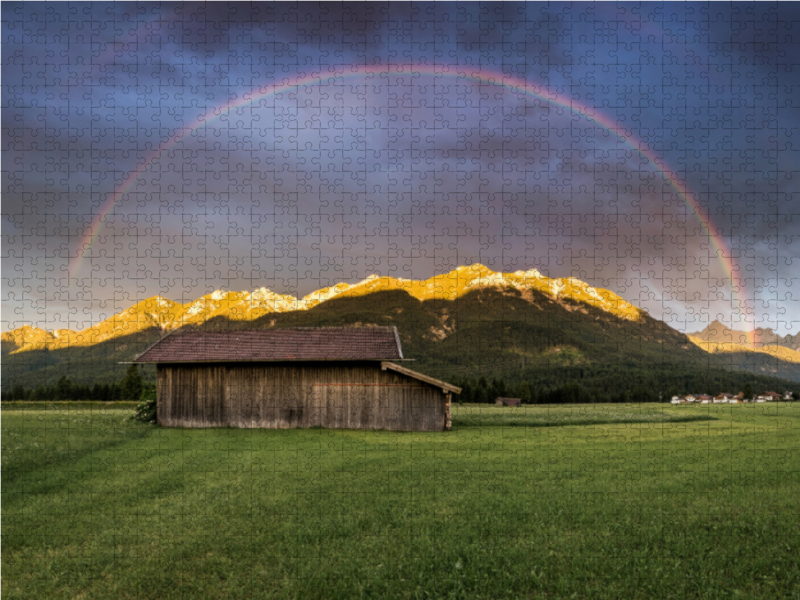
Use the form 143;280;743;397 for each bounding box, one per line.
133;327;460;432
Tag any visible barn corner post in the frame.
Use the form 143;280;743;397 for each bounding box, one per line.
445;392;452;431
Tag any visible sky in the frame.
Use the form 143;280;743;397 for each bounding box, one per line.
2;2;800;335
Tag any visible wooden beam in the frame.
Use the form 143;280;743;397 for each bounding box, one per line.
392;326;404;359
380;361;461;394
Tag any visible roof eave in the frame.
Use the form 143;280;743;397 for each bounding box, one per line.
132;357;413;364
133;327;182;363
380;361;461;394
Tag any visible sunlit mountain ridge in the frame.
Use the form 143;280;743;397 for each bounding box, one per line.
689;320;800;352
2;264;643;353
4;264;800;390
689;336;800;364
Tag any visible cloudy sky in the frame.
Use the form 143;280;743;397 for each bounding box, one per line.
3;2;799;334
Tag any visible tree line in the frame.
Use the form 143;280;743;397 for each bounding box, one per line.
3;362;799;405
1;364;145;402
451;375;650;404
449;363;800;404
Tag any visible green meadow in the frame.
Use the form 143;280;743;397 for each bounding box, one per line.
3;402;799;599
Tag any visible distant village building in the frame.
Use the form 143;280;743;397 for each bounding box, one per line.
668;391;775;405
134;327;460;432
495;397;522;407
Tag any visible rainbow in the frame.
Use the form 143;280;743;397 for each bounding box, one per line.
69;63;754;344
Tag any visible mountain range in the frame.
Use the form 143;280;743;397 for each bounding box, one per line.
3;264;800;389
688;320;800;352
2;265;642;352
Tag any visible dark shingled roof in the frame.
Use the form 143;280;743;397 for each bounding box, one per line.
134;327;403;363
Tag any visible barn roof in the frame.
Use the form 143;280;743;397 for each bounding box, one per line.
134;327;404;363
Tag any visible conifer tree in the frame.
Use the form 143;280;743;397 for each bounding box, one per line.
120;364;144;400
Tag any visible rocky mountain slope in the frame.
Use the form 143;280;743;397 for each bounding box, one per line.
3;264;800;388
2;264;642;354
689;320;800;352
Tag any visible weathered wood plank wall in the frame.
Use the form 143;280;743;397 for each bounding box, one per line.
157;361;448;431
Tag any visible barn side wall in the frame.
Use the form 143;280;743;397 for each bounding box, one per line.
156;362;448;431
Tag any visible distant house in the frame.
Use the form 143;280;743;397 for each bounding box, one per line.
133;327;460;431
670;396;682;405
495;397;522;407
784;391;793;400
757;392;782;402
697;394;712;404
685;395;696;403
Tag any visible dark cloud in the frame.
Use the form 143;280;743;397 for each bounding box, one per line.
3;2;800;334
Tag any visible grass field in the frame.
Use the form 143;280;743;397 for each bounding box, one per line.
3;401;800;599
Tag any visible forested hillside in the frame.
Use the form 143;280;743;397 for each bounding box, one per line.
4;272;800;397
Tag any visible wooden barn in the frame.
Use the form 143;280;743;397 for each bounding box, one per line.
495;397;522;407
133;327;460;431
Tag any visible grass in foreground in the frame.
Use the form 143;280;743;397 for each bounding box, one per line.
3;402;800;599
